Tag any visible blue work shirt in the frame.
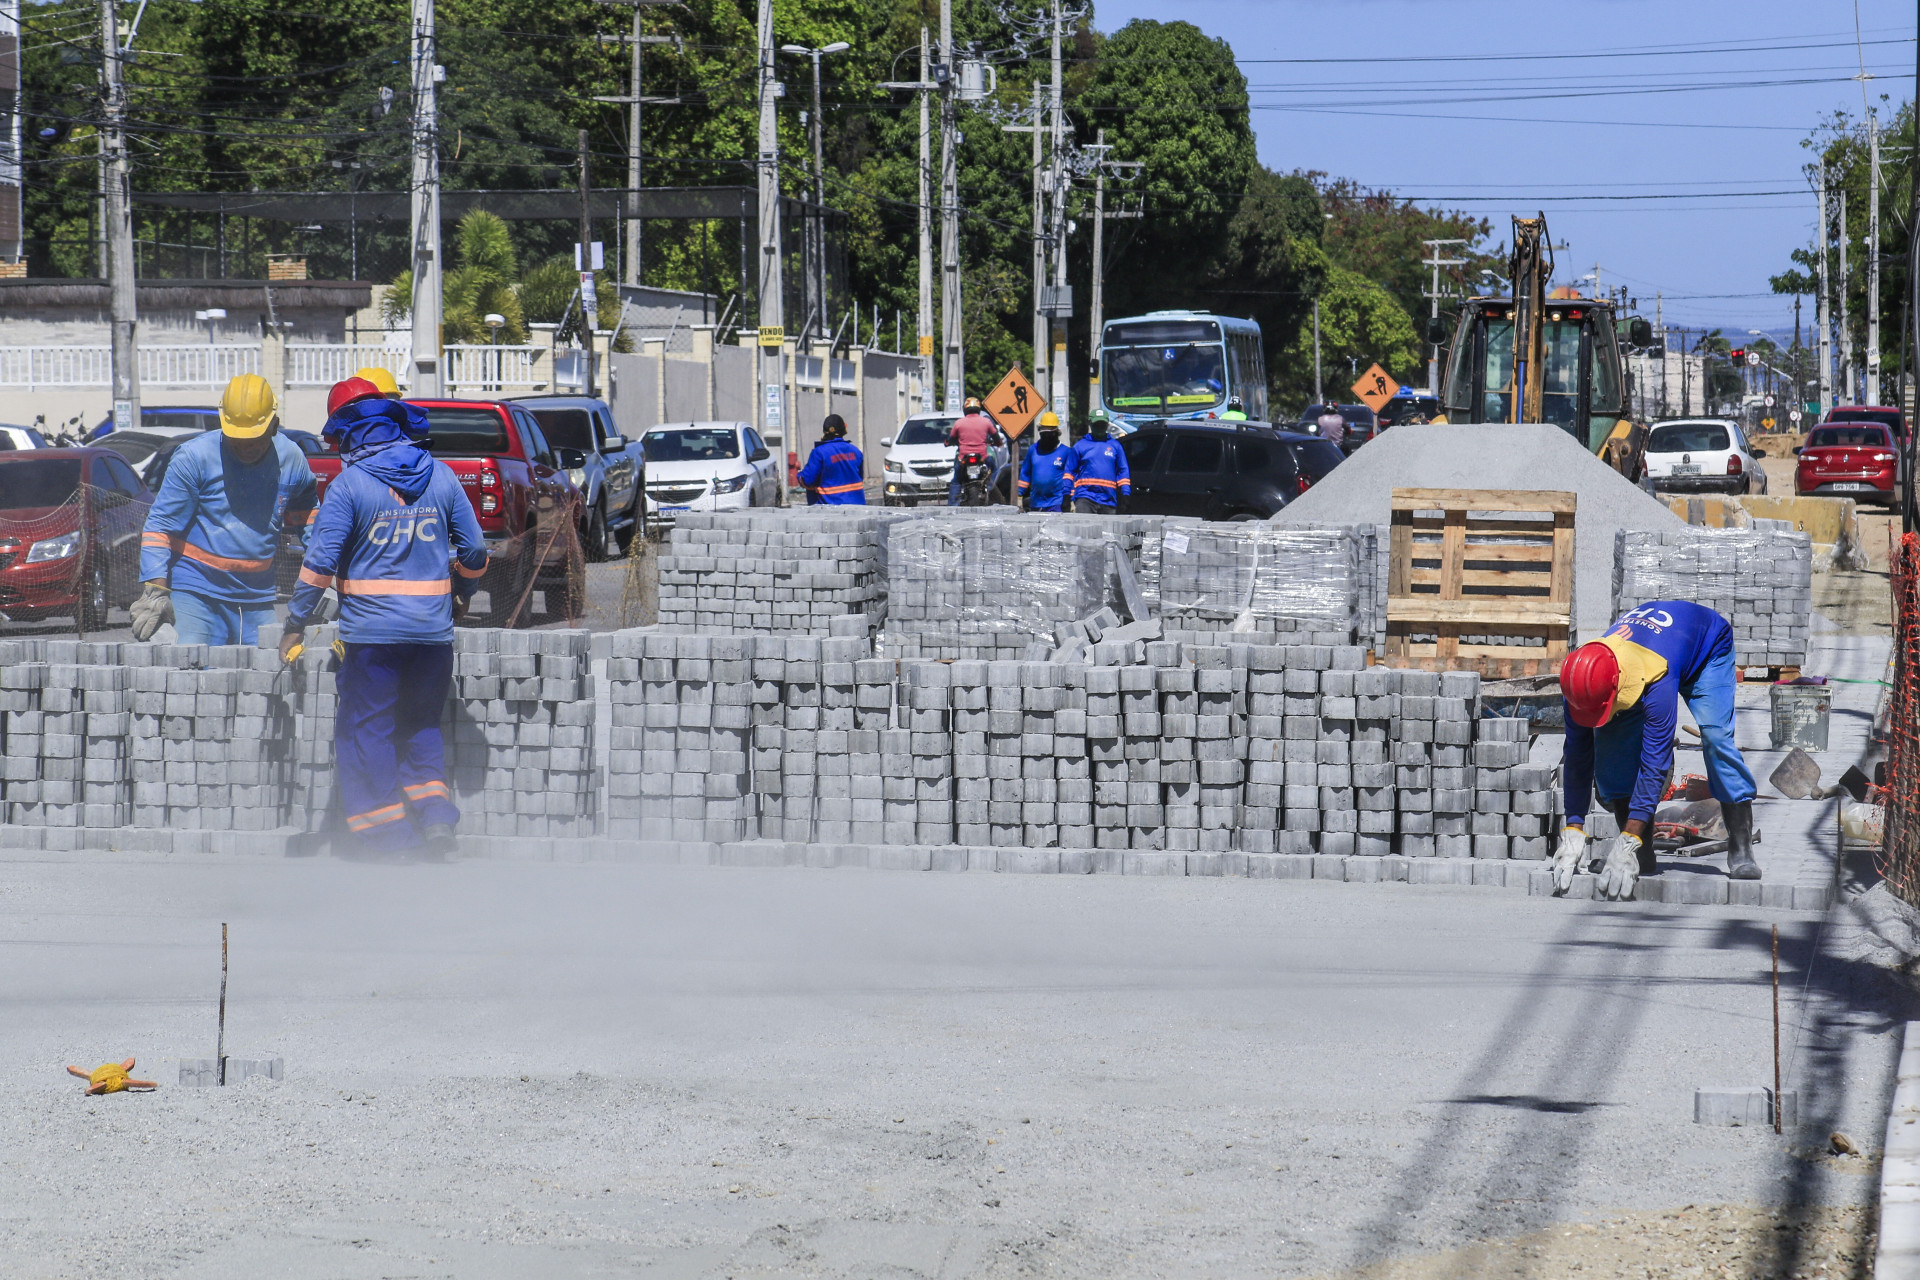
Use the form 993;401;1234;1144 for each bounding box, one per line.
287;441;488;646
1562;600;1734;824
1069;436;1130;506
1019;440;1075;510
799;438;866;505
138;431;317;605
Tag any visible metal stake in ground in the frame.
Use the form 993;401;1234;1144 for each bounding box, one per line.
1773;923;1781;1136
216;921;227;1090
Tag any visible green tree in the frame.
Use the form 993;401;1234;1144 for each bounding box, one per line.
1314;174;1500;326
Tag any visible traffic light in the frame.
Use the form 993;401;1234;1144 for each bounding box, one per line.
1729;347;1745;363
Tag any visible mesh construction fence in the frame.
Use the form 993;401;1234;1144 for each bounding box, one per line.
1882;531;1919;904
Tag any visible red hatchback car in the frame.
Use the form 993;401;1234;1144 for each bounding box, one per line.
1795;422;1902;507
0;449;153;627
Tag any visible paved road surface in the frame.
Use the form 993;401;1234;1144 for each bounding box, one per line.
0;854;1905;1278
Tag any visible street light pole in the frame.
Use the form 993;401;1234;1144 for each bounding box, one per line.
779;40;849;349
938;0;961;411
755;0;785;462
98;0;139;428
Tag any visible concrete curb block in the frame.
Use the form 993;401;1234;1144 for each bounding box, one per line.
1879;1021;1920;1278
0;825;1829;912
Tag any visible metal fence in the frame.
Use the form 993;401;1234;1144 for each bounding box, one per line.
0;343;548;391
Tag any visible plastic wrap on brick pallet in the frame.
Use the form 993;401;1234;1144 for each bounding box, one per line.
1146;521;1362;641
1612;527;1812;666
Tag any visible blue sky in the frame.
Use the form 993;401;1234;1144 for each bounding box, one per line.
1092;0;1913;342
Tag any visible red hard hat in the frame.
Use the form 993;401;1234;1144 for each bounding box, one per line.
327;376;383;417
1561;641;1622;729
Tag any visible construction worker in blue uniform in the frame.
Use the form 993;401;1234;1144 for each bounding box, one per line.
799;413;866;505
280;377;490;861
1069;414;1130;513
130;374;317;646
1554;600;1759;900
1018;412;1074;512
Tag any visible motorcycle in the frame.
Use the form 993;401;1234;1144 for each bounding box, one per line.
955;449;991;507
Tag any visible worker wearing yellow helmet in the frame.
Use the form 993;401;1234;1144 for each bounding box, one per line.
129;374;318;645
353;366;402;398
1018;411;1074;512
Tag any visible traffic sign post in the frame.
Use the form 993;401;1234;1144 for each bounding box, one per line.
1351;364;1399;415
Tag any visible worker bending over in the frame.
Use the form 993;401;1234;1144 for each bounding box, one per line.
799;414;866;505
1069;415;1130;513
281;378;489;860
1019;412;1074;512
1554;600;1759;900
131;374;316;645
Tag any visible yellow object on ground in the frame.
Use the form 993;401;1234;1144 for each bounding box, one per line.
219;374;279;438
67;1058;157;1094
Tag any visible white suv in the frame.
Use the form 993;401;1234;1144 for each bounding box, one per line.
880;413;1011;506
1642;418;1767;495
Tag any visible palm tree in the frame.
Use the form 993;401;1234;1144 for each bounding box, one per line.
382;210;527;343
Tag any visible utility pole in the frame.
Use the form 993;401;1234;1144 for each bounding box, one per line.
593;0;680;287
1839;190;1852;403
0;0;20;266
1817;177;1832;416
1420;238;1467;395
806;47;827;339
916;27;933;410
98;0;139;429
754;0;785;455
1028;80;1045;410
408;0;441;397
1655;292;1666;417
1046;0;1068;419
1089;129;1104;418
577;128;597;397
938;0;961;411
1312;299;1322;404
1869;109;1882;405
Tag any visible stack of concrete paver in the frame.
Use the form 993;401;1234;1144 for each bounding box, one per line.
1613;527;1812;668
656;511;888;636
288;631;341;834
132;651;292;832
441;628;597;839
1146;523;1365;646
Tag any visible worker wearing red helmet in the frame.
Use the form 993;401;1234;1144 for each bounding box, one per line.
1554;600;1759;900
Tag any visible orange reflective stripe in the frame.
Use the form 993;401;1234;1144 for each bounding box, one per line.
337;577;451;596
403;780;450;801
141;530;175;548
146;530;272;573
453;558;489;579
817;481;864;495
297;566;335;589
1075;477;1120;489
346;803;408;832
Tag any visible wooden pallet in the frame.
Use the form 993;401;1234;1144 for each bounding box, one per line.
1383;487;1576;678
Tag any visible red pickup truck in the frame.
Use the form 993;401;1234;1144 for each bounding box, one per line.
307;398;583;614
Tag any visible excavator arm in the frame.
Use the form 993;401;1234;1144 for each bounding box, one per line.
1507;214;1552;426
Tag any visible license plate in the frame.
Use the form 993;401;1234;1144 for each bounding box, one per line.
1671;464;1700;475
1832;483;1873;492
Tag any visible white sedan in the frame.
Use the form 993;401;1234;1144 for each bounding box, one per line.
641;421;784;521
1641;418;1768;495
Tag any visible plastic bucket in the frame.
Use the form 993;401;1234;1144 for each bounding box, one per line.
1769;683;1831;751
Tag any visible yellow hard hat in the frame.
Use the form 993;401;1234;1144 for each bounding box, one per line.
1037;411;1060;430
354;366;400;397
219;374;278;439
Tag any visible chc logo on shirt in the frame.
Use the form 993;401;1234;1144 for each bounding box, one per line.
1617;605;1674;634
368;512;440;546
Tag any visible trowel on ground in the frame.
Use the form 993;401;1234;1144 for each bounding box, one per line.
1768;748;1858;800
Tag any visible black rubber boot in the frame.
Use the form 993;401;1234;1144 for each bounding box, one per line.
1607;800;1659;876
421;823;458;863
1723;800;1761;880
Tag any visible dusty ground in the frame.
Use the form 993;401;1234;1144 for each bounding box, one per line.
1308;1202;1875;1280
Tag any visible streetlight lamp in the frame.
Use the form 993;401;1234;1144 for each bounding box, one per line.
485;312;506;392
780;40;851;346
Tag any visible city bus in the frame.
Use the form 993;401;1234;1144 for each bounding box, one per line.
1098;311;1267;429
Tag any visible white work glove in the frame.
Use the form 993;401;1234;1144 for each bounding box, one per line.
128;581;173;641
1598;833;1643;901
1552;826;1589;895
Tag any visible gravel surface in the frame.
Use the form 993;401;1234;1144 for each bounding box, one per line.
1;858;1906;1278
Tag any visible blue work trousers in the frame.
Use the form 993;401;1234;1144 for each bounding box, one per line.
1593;638;1758;810
336;642;458;852
173;590;276;646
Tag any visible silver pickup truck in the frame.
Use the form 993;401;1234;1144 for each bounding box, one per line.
511;394;646;558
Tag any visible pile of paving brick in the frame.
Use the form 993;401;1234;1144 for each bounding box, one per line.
1613;527;1812;668
656;510;889;636
1141;522;1367;647
440;628;597;838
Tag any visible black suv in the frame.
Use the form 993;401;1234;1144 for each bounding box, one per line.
1121;421;1345;520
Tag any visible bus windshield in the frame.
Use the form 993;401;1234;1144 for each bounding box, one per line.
1104;343;1227;412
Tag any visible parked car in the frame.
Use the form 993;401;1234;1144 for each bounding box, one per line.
1822;404;1907;450
879;412;1013;506
511;394;646;559
87;405;221;442
0;423;49;450
1297;402;1379;453
640;421;783;521
1642;418;1767;495
1122;420;1345;520
308;399;583;615
1795;422;1901;506
0;449;152;628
